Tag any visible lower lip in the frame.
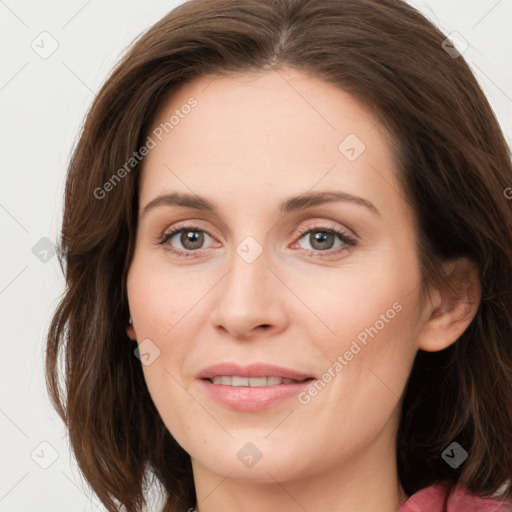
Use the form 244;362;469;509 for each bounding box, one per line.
199;378;315;411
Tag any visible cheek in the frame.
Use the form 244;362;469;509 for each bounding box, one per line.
126;256;203;406
293;258;417;339
140;364;208;461
290;254;422;384
126;256;194;337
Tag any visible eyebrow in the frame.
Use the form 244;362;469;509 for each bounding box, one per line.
141;190;380;218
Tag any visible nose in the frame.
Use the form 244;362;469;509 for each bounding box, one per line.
210;245;289;340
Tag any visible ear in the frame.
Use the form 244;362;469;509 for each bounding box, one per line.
417;257;481;352
126;318;137;340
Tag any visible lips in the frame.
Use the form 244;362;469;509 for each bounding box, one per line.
196;362;315;382
198;366;316;411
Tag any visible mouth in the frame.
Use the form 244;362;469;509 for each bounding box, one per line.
199;374;316;411
204;376;315;386
196;362;316;382
196;362;316;410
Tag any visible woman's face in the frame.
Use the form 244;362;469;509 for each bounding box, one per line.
126;67;428;487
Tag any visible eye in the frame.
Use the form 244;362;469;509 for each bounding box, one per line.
292;224;357;258
158;222;217;258
158;221;357;260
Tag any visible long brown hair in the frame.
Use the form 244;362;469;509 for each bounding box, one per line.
46;0;512;510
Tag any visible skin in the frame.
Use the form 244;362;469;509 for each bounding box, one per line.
126;66;480;512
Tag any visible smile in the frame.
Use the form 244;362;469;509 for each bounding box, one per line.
209;376;307;386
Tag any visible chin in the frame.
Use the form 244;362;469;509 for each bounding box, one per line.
189;438;312;483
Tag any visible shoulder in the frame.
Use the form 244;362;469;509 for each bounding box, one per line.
397;482;512;512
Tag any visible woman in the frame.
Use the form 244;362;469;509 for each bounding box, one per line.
46;0;512;511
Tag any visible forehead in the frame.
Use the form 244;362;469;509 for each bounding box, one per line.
138;67;403;219
146;67;385;151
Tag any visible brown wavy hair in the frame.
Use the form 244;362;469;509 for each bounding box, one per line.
46;0;512;510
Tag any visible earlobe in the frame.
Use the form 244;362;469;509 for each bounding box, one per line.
417;258;481;352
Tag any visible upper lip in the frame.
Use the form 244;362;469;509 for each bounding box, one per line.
197;363;315;381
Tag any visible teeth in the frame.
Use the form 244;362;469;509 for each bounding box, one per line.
232;376;249;386
210;376;298;386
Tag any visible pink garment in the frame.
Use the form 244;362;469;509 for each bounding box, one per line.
397;482;512;512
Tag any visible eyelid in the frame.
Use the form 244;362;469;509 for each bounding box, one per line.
159;219;355;241
289;222;357;257
293;220;356;241
159;219;215;241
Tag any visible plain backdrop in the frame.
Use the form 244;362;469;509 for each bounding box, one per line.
1;0;511;510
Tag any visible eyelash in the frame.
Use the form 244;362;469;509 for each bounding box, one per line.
157;221;357;260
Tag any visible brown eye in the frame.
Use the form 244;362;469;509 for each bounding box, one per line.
160;225;215;255
291;224;358;260
295;227;355;253
308;231;336;251
179;230;205;250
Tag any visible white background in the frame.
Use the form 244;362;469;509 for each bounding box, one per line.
1;0;511;510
